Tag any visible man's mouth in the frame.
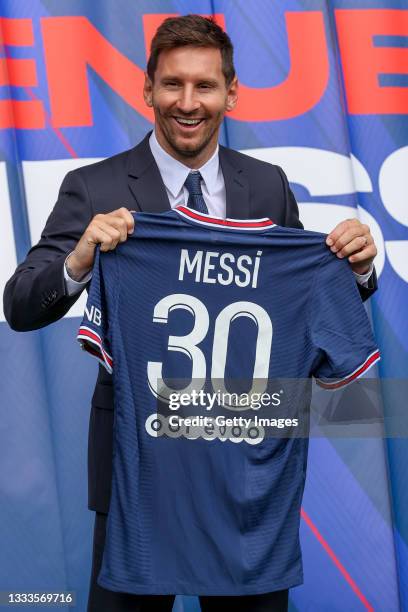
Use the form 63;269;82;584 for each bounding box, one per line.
173;117;204;129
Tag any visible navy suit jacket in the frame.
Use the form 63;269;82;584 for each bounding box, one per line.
3;132;377;513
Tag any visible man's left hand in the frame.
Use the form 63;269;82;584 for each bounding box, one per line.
326;218;377;275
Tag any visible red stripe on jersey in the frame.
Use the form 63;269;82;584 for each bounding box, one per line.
317;350;380;390
78;327;113;367
175;206;275;228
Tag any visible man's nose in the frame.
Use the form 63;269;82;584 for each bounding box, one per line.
175;86;200;114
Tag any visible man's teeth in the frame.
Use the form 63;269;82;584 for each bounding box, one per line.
175;118;202;125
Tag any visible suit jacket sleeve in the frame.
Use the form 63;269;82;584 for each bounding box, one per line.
277;165;377;302
3;169;93;331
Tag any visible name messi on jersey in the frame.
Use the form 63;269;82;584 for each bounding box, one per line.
178;249;262;288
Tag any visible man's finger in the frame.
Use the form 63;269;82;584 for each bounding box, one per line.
326;219;359;246
86;228;116;252
329;228;360;252
112;207;135;234
101;215;129;242
349;243;377;264
336;236;369;258
327;222;370;251
92;221;123;250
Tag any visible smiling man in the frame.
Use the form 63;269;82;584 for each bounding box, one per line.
144;44;237;167
4;14;377;612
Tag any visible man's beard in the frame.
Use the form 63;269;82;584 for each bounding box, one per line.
158;111;221;160
170;137;212;158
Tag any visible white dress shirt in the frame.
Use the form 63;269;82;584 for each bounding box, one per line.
64;131;373;294
149;130;226;215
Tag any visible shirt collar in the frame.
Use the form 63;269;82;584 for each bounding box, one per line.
149;130;220;197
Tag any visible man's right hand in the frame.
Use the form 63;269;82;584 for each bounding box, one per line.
66;208;135;281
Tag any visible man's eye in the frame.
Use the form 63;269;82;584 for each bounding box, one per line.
164;82;179;88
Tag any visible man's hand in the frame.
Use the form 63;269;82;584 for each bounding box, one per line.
326;218;377;275
66;208;135;281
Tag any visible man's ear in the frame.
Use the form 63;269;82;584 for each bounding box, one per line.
143;72;153;107
226;76;238;112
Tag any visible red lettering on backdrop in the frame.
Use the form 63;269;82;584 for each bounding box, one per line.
41;14;225;128
230;12;329;121
0;18;45;129
0;58;37;87
0;17;33;45
41;16;153;127
41;12;327;128
335;9;408;115
4;10;405;129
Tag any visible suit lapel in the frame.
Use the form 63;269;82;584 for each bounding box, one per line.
219;146;250;220
127;132;170;213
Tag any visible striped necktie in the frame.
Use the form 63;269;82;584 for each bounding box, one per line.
184;171;208;214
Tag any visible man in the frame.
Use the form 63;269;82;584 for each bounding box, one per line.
4;14;377;612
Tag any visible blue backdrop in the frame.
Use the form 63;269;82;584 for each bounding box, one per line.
1;1;407;610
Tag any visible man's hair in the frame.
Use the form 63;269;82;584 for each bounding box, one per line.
147;14;236;85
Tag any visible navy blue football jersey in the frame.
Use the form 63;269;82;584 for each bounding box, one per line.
78;206;380;595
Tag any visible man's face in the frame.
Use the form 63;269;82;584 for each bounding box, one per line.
144;46;238;167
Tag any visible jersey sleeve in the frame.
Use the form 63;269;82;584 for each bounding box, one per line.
77;248;113;373
310;253;380;390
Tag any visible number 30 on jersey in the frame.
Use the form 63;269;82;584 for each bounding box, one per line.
147;293;273;405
